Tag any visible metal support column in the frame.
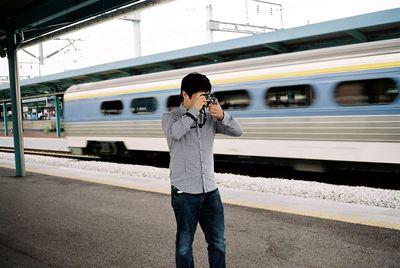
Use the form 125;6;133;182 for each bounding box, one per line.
55;96;61;138
132;12;141;57
7;32;25;176
206;4;214;43
3;102;8;136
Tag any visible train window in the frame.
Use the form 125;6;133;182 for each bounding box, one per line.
334;78;398;106
167;95;182;111
266;85;314;108
131;97;157;114
101;100;123;115
213;90;250;110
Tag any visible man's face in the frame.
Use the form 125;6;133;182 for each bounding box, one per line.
190;91;208;100
183;90;208;107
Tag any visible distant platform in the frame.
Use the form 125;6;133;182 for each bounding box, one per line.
0;134;68;152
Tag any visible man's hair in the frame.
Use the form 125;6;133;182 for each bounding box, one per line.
180;72;211;98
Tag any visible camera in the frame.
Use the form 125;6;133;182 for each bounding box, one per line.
203;93;217;106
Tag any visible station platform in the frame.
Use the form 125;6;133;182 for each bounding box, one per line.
0;130;64;139
1;163;399;267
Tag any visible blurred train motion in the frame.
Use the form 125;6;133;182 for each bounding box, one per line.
63;38;400;172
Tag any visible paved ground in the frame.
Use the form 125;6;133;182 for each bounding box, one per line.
1;167;399;268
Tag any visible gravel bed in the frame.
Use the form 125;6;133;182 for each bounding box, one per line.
1;152;399;209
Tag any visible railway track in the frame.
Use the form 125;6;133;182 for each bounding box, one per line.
0;147;99;160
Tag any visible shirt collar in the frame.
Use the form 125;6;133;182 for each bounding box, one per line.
179;103;187;114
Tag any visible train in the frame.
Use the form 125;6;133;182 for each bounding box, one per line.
63;38;400;172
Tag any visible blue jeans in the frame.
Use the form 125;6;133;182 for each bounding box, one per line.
171;186;226;268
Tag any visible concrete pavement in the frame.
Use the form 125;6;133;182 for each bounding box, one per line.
1;166;399;267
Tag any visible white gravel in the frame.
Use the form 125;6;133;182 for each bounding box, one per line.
1;152;399;209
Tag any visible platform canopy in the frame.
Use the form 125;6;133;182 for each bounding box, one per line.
0;0;168;52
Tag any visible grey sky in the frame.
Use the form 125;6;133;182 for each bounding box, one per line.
0;0;399;81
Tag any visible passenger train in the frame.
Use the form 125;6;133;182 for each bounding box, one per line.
63;38;400;171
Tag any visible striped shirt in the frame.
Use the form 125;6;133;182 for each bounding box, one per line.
162;103;243;194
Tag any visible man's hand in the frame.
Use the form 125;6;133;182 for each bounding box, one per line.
208;100;224;121
191;93;207;112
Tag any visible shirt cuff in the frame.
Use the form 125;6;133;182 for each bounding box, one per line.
220;112;231;124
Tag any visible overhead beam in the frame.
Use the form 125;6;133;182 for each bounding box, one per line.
156;62;175;70
345;30;368;42
263;43;288;53
60;78;78;85
25;0;101;30
115;69;134;76
203;53;225;62
121;68;142;76
86;74;104;81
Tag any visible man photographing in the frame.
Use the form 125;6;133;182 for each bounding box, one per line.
162;72;243;268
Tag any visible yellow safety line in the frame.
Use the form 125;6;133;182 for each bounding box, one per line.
222;198;400;231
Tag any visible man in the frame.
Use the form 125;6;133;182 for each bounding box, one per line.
162;72;243;268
